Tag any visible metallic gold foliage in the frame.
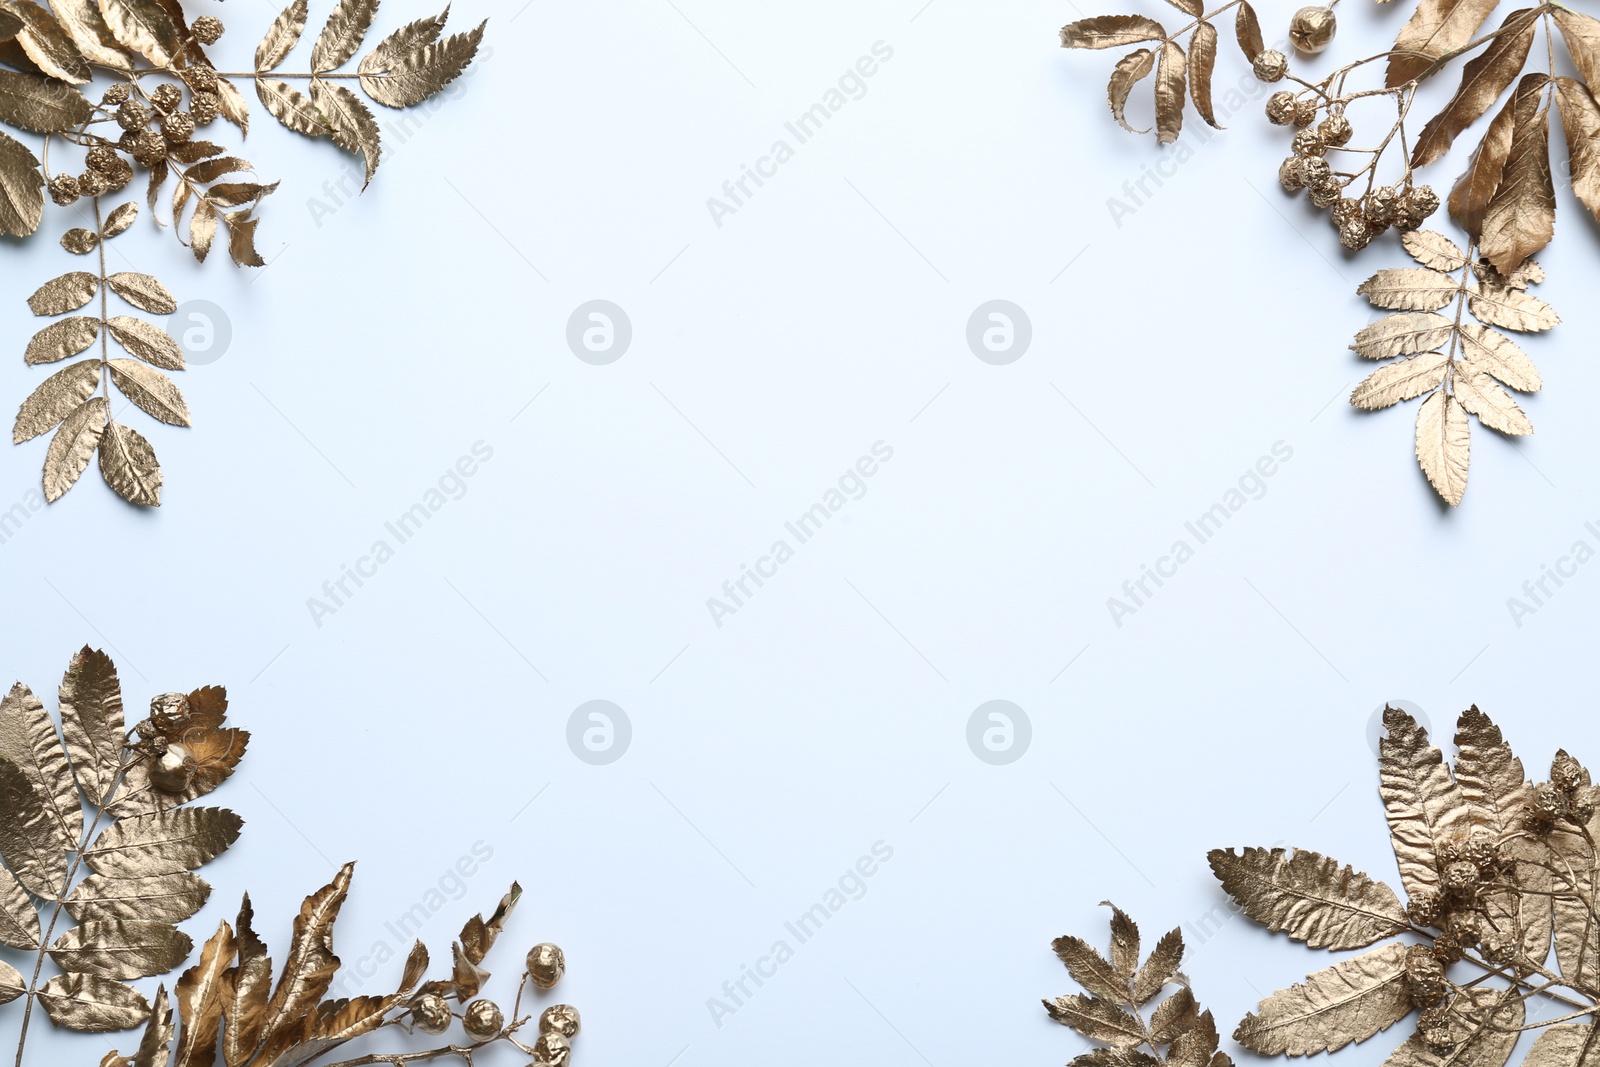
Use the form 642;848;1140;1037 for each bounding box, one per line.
1207;848;1409;950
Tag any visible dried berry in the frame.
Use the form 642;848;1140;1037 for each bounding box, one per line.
149;744;194;793
1266;91;1298;125
100;157;134;192
1442;860;1480;892
193;15;223;43
76;170;106;197
132;129;167;166
1308;177;1341;209
1365;185;1399;226
540;1004;581;1037
1317;113;1352;147
1253;49;1288;82
535;1032;571;1067
461;999;503;1042
1279;156;1309;192
1553;750;1590;792
85;147;118;174
115;100;148;131
1301;157;1332;186
1290;6;1337;54
48;173;80;205
1338;215;1374;250
1294;100;1318;127
1397;185;1439;230
527;943;565;988
183;67;218;94
191;92;220;126
1406;889;1441;928
151;83;182;113
1405;944;1445;1006
162;111;195;144
102;83;131;105
1292;128;1325;157
1331;196;1362;225
410;993;451;1035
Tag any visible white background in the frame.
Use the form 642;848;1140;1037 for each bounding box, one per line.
4;0;1600;1064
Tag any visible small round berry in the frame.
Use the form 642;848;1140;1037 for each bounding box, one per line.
1308;177;1341;209
102;83;130;105
1332;196;1362;225
1553;751;1590;792
1364;185;1399;226
534;1032;571;1067
461;999;503;1042
183;67;217;94
192;15;223;43
410;993;451;1035
149;743;194;793
1338;215;1374;250
526;943;565;989
1291;128;1325;156
48;173;80;205
1253;49;1288;82
161;111;194;144
1266;90;1298;125
85;146;118;174
1301;156;1332;186
76;170;106;197
115;100;148;130
1424;1024;1456;1054
1443;859;1480;892
1294;100;1319;127
1279;156;1309;191
131;129;166;166
540;1004;581;1038
150;83;182;113
1289;5;1337;53
1405;944;1445;1006
1317;113;1352;147
150;692;190;733
1398;184;1440;230
190;91;220;125
99;157;133;192
1406;889;1442;928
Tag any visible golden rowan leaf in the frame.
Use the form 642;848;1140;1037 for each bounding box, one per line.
49;0;131;70
1102;902;1140;978
311;0;376;72
0;959;22;1004
27;270;98;314
225;211;266;267
58;646;124;807
184;156;253;184
101;200;136;236
0;754;65;899
1154;40;1185;145
1381;988;1523;1067
1455;371;1531;434
60;227;97;253
1457;324;1540;391
1351;351;1449;410
1554;77;1600;224
0;68;92;131
1415;390;1470;505
95;0;177;64
44;396;107;501
1233;942;1411;1055
38;973;150;1031
1074;1049;1160;1067
107;315;184;370
25;316;99;363
107;359;190;427
1379;705;1473;886
50;918;193;979
66;872;211;924
1480;94;1555;274
1047;994;1149;1046
255;0;305;71
1549;804;1600;986
130;984;174;1067
1234;0;1262;58
189;198;216;262
1170;1009;1221;1067
222;896;272;1067
1350;313;1455;359
1387;0;1501;87
0;680;81;845
214;76;250;135
0;127;42;237
1453;708;1530;834
256;77;329;137
86;807;243;876
1449;86;1519;238
14;357;99;443
458;881;519;966
1552;7;1600;88
1519;1024;1600;1067
311;79;380;186
1207;847;1408;949
1108;48;1156;133
1400;230;1468;272
1468;284;1559;331
255;862;355;1059
1149;987;1198;1043
106;272;177;315
1411;8;1537;168
174;920;235;1067
97;419;162;506
9;0;88;81
1189;22;1219;129
1356;268;1459;311
0;859;39;947
357;17;484;107
1053;935;1129;1003
1132;927;1183;1004
1060;14;1166;49
206;181;276;208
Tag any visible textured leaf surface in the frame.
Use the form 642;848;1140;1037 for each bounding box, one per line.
86;807;242;875
1378;706;1470;891
38;972;150;1031
1208;847;1408;950
43;396;106;501
1233;942;1411;1055
58;645;124;807
97;420;162;506
15;358;100;443
51;918;193;979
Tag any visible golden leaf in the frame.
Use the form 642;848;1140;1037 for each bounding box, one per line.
0;680;81;844
85;807;242;876
1380;988;1522;1067
95;0;178;64
1554;77;1600;224
1163;0;1200;16
1400;230;1468;272
1468;285;1559;331
311;79;380;186
1131;928;1183;1004
357;18;484;108
106;272;177;316
1552;7;1600;88
26;270;98;314
457;881;519;966
58;646;124;807
44;396;107;501
207;180;277;207
310;0;376;72
1410;7;1537;168
1154;40;1185;145
37;973;150;1031
1454;371;1530;434
1450;93;1517;238
66;872;211;924
221;896;272;1067
1387;0;1500;87
114;726;246;818
0;859;39;947
360;7;445;70
174;920;235;1067
107;316;184;370
101;200;137;236
1519;1024;1600;1067
1207;847;1408;950
1108;48;1156;133
1188;22;1219;129
1053;935;1129;1003
108;359;189;427
1415;390;1470;505
1234;1;1262;59
1457;323;1540;390
1379;706;1471;891
1349;313;1454;359
131;984;174;1067
1060;14;1166;49
1480;93;1554;274
0;959;22;1004
60;227;97;253
1047;994;1149;1046
184;156;253;184
9;0;88;82
1170;1009;1220;1067
255;0;305;71
48;0;131;70
225;211;265;267
1351;351;1449;410
1104;902;1140;978
214;76;250;135
189;199;216;262
1150;988;1198;1044
25;316;99;364
1356;268;1459;311
255;862;355;1059
0;127;42;237
1233;942;1411;1055
0;68;92;131
14;357;100;443
256;76;327;137
1452;708;1529;834
97;419;161;505
50;918;194;979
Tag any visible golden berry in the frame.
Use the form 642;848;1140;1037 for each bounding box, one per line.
1289;6;1337;53
461;999;503;1042
526;943;565;988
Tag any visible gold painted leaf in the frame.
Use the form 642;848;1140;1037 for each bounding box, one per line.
310;0;376;72
1233;942;1411;1055
1350;313;1454;359
98;419;161;505
0;959;22;1003
1415;390;1470;505
1517;1024;1600;1067
86;807;242;876
9;0;88;82
189;198;216;262
60;227;96;253
1379;988;1522;1067
1060;14;1166;49
50;918;193;979
101;200;136;235
1108;48;1156;133
131;984;174;1067
1073;1049;1160;1067
256;862;355;1059
1154;40;1185;145
1458;323;1540;389
0;754;70;896
311;79;380;186
225;211;265;267
255;0;305;72
27;269;97;314
0;6;18;34
25;316;99;363
222;895;272;1067
1401;230;1468;272
67;871;210;924
1356;268;1459;311
108;359;188;426
44;396;107;501
0;859;38;947
107;272;176;315
256;76;327;136
1387;0;1501;87
1164;0;1200;16
113;725;246;818
58;645;124;807
49;0;131;70
1053;935;1129;1003
357;18;484;108
458;880;519;966
38;973;150;1031
1169;1009;1220;1067
1132;927;1183;1003
1104;902;1140;978
1553;7;1600;88
0;680;80;845
1454;371;1530;434
184;156;252;184
1452;707;1528;833
1480;94;1554;274
1410;7;1537;168
1555;77;1600;224
1149;987;1197;1043
1046;994;1148;1046
1208;847;1408;950
1189;22;1219;129
361;8;445;69
206;180;277;207
107;316;183;370
1468;284;1559;331
0;68;92;130
1351;351;1449;410
214;76;250;135
174;920;235;1067
14;357;100;443
1234;1;1262;59
0;127;41;236
96;0;177;64
1449;88;1521;238
1379;707;1472;890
